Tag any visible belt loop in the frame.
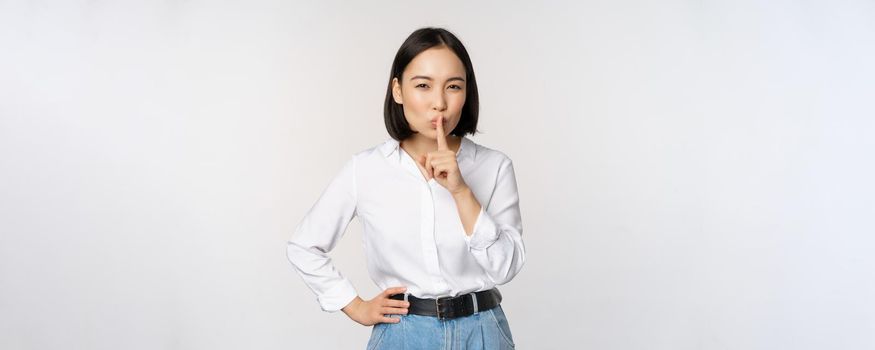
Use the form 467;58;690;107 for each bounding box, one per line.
403;293;409;303
471;292;479;314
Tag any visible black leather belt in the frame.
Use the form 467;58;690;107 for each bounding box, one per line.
389;288;502;320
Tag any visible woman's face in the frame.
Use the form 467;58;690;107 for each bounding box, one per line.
392;46;467;140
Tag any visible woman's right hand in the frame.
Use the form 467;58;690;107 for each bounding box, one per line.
342;286;410;326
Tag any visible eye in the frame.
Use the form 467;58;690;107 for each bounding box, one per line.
415;83;429;88
448;84;463;90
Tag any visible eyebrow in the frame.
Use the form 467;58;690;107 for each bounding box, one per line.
409;75;466;83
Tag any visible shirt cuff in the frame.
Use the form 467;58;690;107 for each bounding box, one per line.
317;279;358;313
463;207;501;250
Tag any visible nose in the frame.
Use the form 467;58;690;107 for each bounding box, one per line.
431;89;447;111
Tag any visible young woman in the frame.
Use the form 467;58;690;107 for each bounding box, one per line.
286;27;526;349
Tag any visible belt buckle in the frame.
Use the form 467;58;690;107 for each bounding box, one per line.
435;296;450;320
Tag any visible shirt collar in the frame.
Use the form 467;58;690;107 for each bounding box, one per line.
380;136;476;162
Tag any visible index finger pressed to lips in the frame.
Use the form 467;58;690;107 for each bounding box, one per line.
436;116;448;151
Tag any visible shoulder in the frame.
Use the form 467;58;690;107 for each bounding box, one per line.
350;138;397;161
336;139;398;173
466;138;513;165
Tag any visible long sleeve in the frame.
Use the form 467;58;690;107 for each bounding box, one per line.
463;157;527;285
286;156;358;312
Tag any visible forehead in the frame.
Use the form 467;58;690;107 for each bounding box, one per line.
403;46;466;79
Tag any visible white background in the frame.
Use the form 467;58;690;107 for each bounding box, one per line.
2;0;873;349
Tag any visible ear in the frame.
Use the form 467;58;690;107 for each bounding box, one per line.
392;77;403;104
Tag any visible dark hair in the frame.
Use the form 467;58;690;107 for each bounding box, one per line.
384;27;480;141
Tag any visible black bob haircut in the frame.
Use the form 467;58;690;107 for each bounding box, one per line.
384;27;480;141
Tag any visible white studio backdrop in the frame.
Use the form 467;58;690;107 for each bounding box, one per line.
1;0;873;349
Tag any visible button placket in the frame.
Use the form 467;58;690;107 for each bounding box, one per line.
419;179;444;291
396;148;448;294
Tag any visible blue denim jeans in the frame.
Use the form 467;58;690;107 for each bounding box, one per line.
366;304;515;349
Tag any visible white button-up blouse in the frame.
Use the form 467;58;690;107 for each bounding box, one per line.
286;136;526;312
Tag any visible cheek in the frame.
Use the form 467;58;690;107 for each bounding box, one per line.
413;93;435;108
450;94;466;109
403;94;430;114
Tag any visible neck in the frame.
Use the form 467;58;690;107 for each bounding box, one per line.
401;133;462;157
